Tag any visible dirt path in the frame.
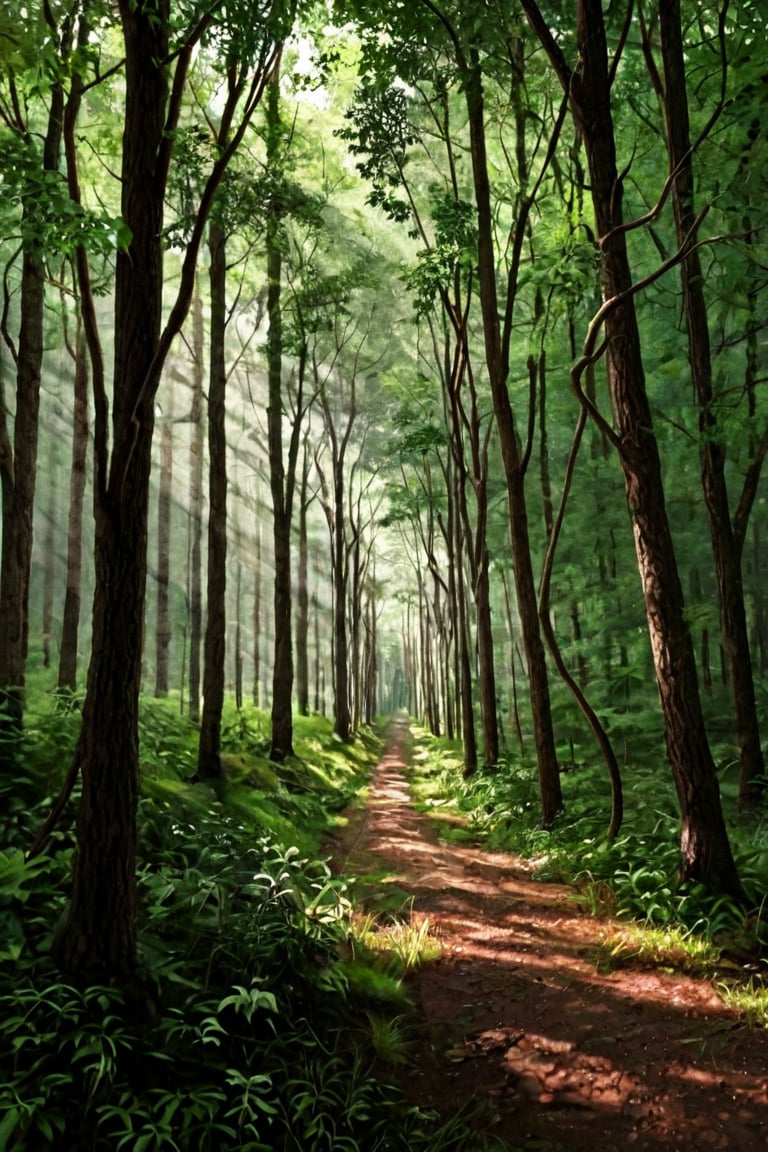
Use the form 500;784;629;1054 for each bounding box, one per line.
331;721;768;1151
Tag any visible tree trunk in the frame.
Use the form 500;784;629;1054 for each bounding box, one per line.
41;438;58;670
313;587;321;714
52;0;170;977
234;559;243;712
0;86;64;757
296;441;310;716
657;0;765;811
198;222;228;779
463;59;562;823
350;528;363;732
253;522;262;707
332;460;352;739
266;81;294;761
452;472;477;775
58;327;89;693
187;283;205;723
154;407;173;697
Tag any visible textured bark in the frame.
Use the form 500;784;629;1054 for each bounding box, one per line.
266;80;294;761
463;60;562;823
154;408;173;697
234;560;243;712
657;0;764;811
58;329;89;693
187;285;205;722
296;442;310;715
452;471;477;776
0;86;64;756
197;223;228;779
350;528;363;732
253;523;262;707
41;439;58;669
331;459;351;739
445;339;498;766
52;0;170;977
363;579;377;725
317;386;357;742
312;577;321;715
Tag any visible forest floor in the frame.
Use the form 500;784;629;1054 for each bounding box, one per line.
327;719;768;1152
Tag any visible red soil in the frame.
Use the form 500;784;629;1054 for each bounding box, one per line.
330;723;768;1152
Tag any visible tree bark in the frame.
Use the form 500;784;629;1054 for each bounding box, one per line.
41;437;58;670
52;0;170;977
462;57;562;823
253;521;262;708
154;406;173;697
266;76;295;761
0;84;64;759
452;470;477;775
296;440;310;715
187;283;205;722
58;326;89;693
197;222;228;779
656;0;765;811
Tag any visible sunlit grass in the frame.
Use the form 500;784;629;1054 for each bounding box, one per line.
717;974;768;1027
591;921;722;975
350;909;442;974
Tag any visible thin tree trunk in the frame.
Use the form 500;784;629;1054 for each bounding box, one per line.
58;326;89;693
452;474;477;775
154;406;173;697
187;283;205;723
313;586;321;714
656;0;765;811
234;559;243;712
267;76;295;762
0;85;64;758
253;522;262;708
41;438;58;670
296;440;310;716
197;222;228;779
463;56;562;823
350;529;363;732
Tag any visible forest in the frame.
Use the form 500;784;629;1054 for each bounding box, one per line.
1;0;767;1149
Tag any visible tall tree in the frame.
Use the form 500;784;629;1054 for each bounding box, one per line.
296;436;311;716
40;0;287;978
521;0;744;896
197;218;228;779
265;71;298;761
649;0;765;811
153;401;173;698
186;283;205;722
0;0;67;761
58;323;89;693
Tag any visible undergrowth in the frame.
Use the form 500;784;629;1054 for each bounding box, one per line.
0;696;512;1152
407;725;768;1023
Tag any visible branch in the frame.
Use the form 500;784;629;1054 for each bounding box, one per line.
734;422;768;552
572;205;722;437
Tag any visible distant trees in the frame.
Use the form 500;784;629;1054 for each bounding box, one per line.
340;0;765;890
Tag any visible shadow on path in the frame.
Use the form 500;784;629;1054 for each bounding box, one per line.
329;719;768;1152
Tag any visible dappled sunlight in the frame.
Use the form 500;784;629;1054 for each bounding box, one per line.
334;732;768;1150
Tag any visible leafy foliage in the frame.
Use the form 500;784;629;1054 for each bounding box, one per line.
0;701;509;1151
406;727;768;981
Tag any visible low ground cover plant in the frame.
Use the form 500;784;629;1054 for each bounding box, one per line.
1;698;507;1152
